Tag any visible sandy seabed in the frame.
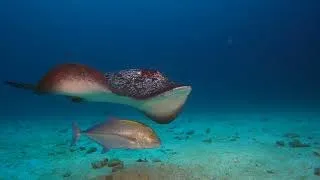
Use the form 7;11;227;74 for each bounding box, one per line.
0;111;320;180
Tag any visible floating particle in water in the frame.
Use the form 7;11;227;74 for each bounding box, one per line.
283;133;300;138
152;158;162;163
186;130;195;135
62;171;72;178
202;138;213;144
312;148;320;157
275;140;285;147
266;170;275;174
205;128;211;134
227;36;233;46
314;168;320;176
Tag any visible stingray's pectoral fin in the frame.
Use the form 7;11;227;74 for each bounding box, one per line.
4;81;37;91
138;86;192;124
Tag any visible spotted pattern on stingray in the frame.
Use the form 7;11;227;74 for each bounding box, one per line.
106;69;182;100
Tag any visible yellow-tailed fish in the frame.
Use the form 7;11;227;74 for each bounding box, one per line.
71;117;161;153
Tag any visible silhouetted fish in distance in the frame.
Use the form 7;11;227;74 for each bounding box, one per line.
71;118;161;153
4;63;192;124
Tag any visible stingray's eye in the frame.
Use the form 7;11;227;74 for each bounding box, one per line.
78;67;87;75
79;70;86;76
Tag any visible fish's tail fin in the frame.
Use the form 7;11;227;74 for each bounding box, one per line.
138;86;192;124
71;122;81;146
4;81;37;91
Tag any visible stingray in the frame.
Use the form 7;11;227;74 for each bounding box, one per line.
4;63;192;124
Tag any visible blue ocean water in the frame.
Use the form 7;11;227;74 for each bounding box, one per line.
0;1;320;179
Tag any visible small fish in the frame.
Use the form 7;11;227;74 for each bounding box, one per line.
71;118;161;153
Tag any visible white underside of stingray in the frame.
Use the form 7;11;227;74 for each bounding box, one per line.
57;85;192;123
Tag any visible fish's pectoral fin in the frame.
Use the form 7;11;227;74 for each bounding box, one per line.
71;122;81;146
4;81;37;91
137;86;192;124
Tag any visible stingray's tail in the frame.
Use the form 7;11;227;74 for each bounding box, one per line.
138;86;192;124
3;81;37;91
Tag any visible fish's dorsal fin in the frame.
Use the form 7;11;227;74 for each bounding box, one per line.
107;116;149;128
107;116;122;122
119;119;148;127
85;117;122;134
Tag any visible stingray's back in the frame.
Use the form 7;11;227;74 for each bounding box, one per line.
106;69;182;100
36;63;107;94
